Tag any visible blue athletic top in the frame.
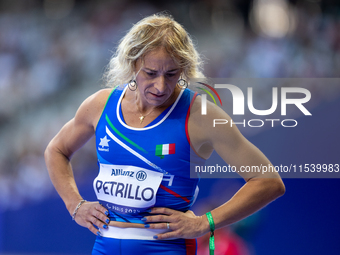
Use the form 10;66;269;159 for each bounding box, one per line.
94;86;205;225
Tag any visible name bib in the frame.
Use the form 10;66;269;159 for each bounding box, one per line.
93;163;163;215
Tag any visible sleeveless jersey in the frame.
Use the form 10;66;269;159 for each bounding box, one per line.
94;86;205;226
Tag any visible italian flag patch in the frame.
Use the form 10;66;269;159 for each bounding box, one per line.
155;143;176;159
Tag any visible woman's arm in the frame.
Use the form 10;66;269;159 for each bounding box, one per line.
44;89;112;235
146;95;285;239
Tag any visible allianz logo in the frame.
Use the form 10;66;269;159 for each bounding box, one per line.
111;169;134;178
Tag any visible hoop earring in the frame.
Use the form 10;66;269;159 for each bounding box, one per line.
177;78;188;89
128;79;137;91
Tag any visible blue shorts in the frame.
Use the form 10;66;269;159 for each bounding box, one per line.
92;236;197;255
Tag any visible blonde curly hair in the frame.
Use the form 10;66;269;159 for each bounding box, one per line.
103;13;205;87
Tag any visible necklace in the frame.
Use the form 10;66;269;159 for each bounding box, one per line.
135;94;157;124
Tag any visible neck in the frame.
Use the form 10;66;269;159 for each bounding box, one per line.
134;87;181;114
135;92;157;114
121;86;182;126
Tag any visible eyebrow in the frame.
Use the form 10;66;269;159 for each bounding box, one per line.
144;68;180;72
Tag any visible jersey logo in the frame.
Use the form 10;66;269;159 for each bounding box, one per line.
155;143;175;159
98;135;110;152
136;171;147;181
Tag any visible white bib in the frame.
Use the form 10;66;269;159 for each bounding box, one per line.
93;163;163;215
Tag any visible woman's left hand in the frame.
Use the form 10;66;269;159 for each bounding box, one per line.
142;207;209;240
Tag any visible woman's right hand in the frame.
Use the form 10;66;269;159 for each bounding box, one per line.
73;201;110;235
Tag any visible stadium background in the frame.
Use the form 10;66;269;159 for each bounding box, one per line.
0;0;339;254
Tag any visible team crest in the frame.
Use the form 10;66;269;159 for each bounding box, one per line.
98;135;110;152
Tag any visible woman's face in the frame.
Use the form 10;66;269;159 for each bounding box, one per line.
134;47;182;107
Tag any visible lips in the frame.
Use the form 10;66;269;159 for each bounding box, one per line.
149;92;165;98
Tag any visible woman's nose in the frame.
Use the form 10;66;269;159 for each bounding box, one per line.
154;75;166;92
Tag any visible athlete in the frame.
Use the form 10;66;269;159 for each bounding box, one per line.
45;13;285;254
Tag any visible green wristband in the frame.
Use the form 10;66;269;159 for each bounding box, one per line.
206;212;215;255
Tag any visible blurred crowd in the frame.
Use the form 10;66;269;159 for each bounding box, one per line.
0;0;340;216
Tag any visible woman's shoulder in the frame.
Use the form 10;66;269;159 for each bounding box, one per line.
85;88;114;108
93;87;116;99
75;88;114;126
85;85;126;113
